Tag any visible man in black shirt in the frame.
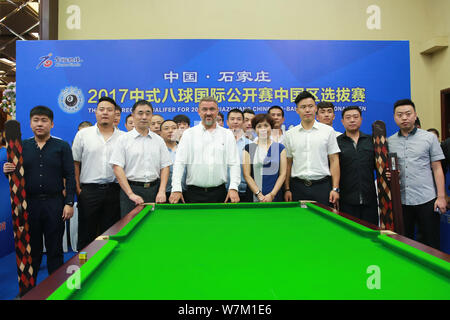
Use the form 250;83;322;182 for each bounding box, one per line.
3;106;76;278
337;106;379;225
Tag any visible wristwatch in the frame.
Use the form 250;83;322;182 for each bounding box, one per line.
255;190;262;196
332;188;340;193
66;202;74;207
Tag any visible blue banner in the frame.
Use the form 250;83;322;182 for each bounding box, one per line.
16;39;410;142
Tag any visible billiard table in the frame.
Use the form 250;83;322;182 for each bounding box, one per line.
22;202;450;300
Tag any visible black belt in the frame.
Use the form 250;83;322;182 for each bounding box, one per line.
81;183;117;189
294;176;330;187
128;179;160;188
187;184;225;193
29;193;61;200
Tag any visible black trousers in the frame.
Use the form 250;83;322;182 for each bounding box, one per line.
119;182;160;218
185;184;227;203
239;188;253;202
402;199;440;250
290;177;331;206
77;183;121;251
28;195;65;279
340;202;379;226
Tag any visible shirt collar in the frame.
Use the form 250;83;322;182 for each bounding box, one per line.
299;120;319;131
342;131;370;139
32;136;53;146
130;128;153;138
95;123;120;135
397;126;418;137
199;122;218;132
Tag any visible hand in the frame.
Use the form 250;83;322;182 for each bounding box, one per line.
257;193;265;202
3;162;15;174
434;196;447;214
169;192;185;204
155;191;166;204
76;186;82;196
225;189;240;203
261;193;274;203
62;205;74;221
329;190;339;206
334;200;340;211
284;190;292;202
386;170;391;181
128;193;144;206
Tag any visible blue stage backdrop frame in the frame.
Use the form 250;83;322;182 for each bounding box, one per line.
16;39;410;143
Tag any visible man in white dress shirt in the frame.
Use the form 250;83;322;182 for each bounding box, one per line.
284;91;341;207
72;96;125;250
110;100;171;217
169;96;241;203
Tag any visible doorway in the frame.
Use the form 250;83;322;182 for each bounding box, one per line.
441;88;450;140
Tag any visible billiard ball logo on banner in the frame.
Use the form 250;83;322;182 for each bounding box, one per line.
58;86;85;114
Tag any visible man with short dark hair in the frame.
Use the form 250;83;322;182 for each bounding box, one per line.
227;109;252;202
114;104;121;128
160;119;187;199
72;96;125;250
78;121;93;131
150;114;164;135
268;106;285;143
173;114;191;141
388;99;446;249
284;91;341;207
316;101;342;136
243;108;257;140
125;114;134;132
3;106;76;279
110;100;171;216
217;112;225;127
337;106;378;225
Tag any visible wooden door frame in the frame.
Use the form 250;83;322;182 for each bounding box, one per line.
441;88;450;140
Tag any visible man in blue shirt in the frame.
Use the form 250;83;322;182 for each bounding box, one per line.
3;106;75;278
388;99;446;249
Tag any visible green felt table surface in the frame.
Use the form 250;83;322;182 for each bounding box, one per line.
49;202;450;300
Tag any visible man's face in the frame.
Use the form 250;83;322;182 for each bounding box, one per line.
341;110;362;132
30;115;53;138
150;115;164;134
133;105;153;131
160;121;178;143
227;112;244;131
198;101;219;128
394;105;417;132
268;109;284;129
96;101;115;126
216;116;224;127
114;109;121;126
316;107;335;126
177;122;189;130
125;116;135;131
296;98;317;123
175;121;189;140
243;112;255;131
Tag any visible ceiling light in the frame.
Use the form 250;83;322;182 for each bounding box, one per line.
0;58;15;66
